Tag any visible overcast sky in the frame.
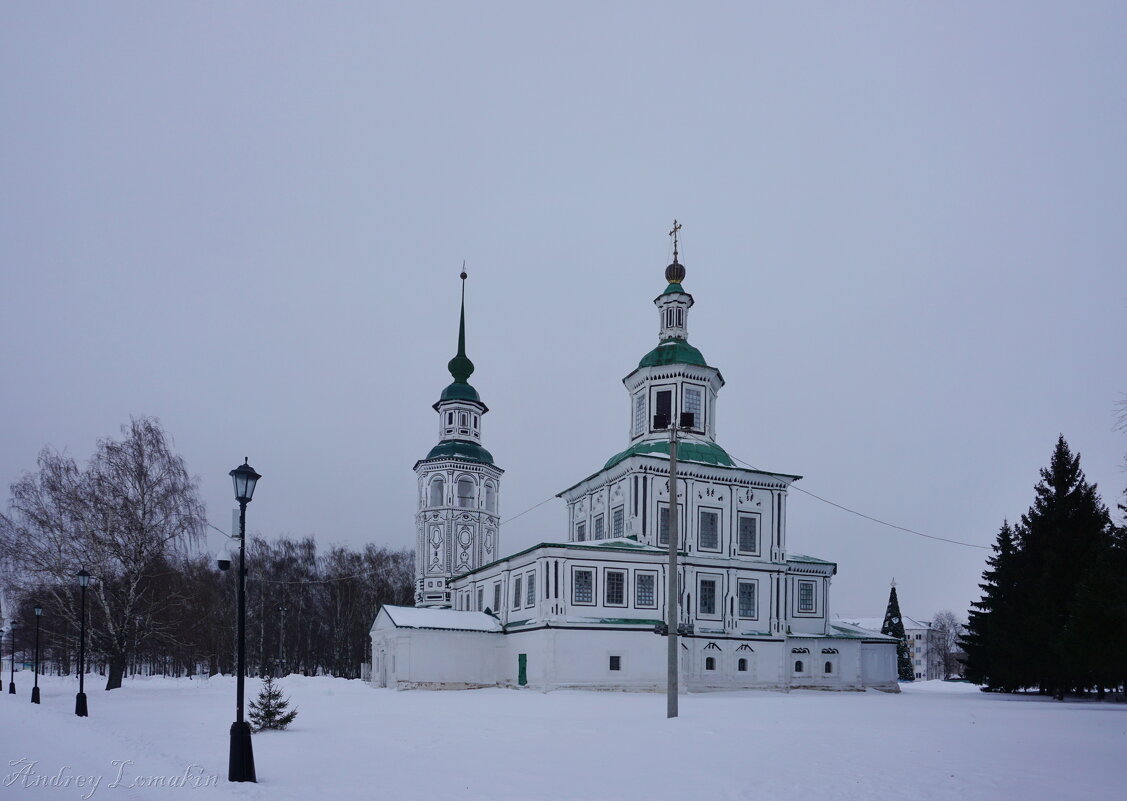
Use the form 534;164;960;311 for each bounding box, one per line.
3;2;1125;621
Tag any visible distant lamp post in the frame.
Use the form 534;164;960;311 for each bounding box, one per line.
7;622;16;694
31;604;43;704
75;569;90;717
227;458;261;783
276;606;287;677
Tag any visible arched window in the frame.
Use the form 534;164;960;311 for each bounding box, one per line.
794;660;804;674
737;658;747;672
456;478;475;508
824;661;833;674
447;412;454;425
485;482;496;512
705;657;715;671
429;478;444;507
460;412;468;427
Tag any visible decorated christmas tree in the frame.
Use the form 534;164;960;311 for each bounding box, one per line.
249;675;298;732
881;582;914;681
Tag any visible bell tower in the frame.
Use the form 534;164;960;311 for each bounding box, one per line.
412;271;503;608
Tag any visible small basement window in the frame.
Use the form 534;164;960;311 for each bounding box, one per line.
609;655;621;671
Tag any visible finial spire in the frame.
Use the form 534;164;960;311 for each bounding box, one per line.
669;219;682;263
664;221;687;285
448;265;474;383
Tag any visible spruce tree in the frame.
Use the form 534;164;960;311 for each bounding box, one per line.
1015;436;1111;698
881;584;914;681
249;676;298;732
960;521;1020;690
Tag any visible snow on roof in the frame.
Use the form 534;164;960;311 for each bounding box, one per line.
828;620;900;641
835;616;932;634
380;605;502;633
567;537;665;552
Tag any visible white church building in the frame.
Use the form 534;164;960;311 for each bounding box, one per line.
370;242;898;692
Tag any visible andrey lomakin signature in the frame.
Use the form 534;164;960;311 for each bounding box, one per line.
4;758;218;798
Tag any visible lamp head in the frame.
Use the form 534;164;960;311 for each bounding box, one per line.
229;458;261;504
77;569;91;588
33;604;43;617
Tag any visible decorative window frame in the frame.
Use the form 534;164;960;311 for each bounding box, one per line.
697;573;723;618
512;575;523;610
681;384;704;431
736;579;758;619
526;571;536;607
796;579;819;615
697;507;722;553
736;513;761;556
611;506;624;538
634;570;658;609
603;568;627;608
571;567;596;606
593;514;605;540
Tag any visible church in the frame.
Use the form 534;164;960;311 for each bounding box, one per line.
369;233;898;692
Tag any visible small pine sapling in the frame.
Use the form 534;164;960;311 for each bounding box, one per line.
249;675;298;732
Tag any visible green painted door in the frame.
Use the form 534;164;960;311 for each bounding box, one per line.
518;653;527;686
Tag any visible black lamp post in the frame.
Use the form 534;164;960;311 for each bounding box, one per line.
31;604;43;704
276;606;287;677
227;458;260;783
7;622;16;694
75;569;90;717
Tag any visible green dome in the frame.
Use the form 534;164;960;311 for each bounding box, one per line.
439;381;481;403
425;439;494;464
603;439;734;470
638;338;709;369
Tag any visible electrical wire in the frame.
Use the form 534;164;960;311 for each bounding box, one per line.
677;431;988;550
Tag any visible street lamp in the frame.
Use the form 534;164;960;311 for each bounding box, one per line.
227;458;260;783
276;606;287;677
31;604;43;704
75;569;90;717
7;622;16;694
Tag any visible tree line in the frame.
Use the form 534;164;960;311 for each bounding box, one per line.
961;435;1127;698
1;418;413;689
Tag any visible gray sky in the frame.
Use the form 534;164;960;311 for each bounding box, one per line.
3;2;1125;621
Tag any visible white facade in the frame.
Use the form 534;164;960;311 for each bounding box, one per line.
838;615;945;680
372;250;900;692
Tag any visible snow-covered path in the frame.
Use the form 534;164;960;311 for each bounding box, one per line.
1;673;1123;800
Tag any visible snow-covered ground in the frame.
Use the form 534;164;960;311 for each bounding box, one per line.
2;672;1123;800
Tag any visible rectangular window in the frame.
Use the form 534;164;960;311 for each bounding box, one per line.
609;655;621;671
699;578;717;616
594;514;604;540
512;576;522;610
738;515;758;554
576;521;586;542
798;580;815;613
699;509;719;550
655;389;672;428
527;572;536;606
573;569;594;604
658;506;669;546
633;394;646;436
493;583;501;613
605;570;625;606
682;387;702;430
612;507;624;538
738;581;757;618
635;573;656;607
477;587;484;611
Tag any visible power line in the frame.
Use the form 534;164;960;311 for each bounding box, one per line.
679;432;989;550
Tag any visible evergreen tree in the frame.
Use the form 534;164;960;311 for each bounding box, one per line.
249;676;298;732
1015;436;1111;698
880;584;914;681
960;521;1021;690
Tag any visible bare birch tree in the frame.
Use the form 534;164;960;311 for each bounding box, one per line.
1;417;205;689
